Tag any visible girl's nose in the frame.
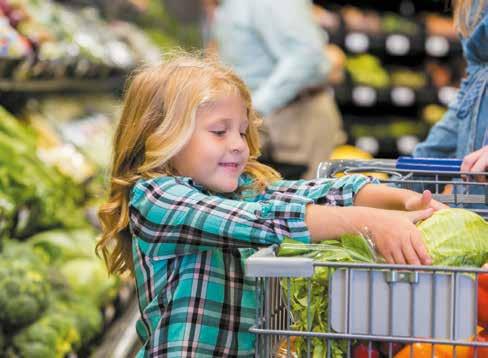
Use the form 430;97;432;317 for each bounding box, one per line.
230;132;246;153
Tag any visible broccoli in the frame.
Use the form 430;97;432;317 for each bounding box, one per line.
10;311;80;358
0;261;50;329
52;297;103;348
0;241;50;329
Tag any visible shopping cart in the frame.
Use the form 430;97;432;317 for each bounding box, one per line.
246;158;488;358
317;157;488;218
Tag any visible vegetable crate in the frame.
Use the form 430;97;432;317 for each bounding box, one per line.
245;158;488;357
246;250;488;358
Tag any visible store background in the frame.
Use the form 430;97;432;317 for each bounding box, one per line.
0;0;465;356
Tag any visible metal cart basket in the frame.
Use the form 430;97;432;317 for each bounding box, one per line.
246;159;488;358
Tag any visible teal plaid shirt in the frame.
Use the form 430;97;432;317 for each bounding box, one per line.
129;174;372;357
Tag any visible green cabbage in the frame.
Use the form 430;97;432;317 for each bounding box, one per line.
418;208;488;267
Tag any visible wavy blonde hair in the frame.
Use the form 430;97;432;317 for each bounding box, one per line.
453;0;487;37
97;52;281;276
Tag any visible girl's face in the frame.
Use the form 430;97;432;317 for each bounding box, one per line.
172;94;250;193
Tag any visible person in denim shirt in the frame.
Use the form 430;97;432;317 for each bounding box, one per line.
414;1;488;169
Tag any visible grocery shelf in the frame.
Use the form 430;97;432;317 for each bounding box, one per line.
0;76;126;93
326;28;462;58
333;83;458;108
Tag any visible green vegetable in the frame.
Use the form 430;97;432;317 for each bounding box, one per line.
29;229;97;264
0;241;50;329
10;311;80;358
0;106;86;238
418;208;488;267
278;235;375;357
346;55;390;88
55;298;103;346
0;259;50;329
60;257;119;308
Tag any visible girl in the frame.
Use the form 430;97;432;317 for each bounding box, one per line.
97;54;445;357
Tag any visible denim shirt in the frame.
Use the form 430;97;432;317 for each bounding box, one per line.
414;9;488;160
213;0;330;116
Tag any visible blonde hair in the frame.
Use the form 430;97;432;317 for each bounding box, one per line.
453;0;487;37
97;52;281;276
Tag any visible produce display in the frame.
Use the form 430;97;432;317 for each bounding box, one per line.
0;106;85;240
381;12;419;36
0;0;161;79
313;1;462;157
1;232;118;357
0;101;122;356
0;1;166;355
277;209;488;357
390;68;427;89
346;54;390;88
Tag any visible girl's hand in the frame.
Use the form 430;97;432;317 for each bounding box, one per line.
366;208;434;265
404;190;448;211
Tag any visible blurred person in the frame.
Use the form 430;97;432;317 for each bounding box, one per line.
212;0;346;179
414;1;488;184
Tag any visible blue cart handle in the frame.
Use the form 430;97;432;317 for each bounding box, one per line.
396;156;462;172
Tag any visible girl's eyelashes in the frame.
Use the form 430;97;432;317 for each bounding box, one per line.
211;130;226;136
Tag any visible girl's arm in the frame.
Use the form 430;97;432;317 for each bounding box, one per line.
353;184;447;211
130;176;316;258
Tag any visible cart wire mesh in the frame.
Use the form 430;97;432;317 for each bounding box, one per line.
316;159;488;218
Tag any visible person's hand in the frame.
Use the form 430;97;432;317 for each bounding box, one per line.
365;208;434;265
461;146;488;182
404;190;449;211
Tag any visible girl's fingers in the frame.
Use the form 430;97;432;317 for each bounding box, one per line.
406;208;434;224
420;190;432;208
411;232;432;265
382;249;395;264
402;236;421;265
391;247;406;265
406;191;432;211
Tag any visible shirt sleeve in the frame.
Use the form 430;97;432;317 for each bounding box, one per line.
413;107;459;158
260;174;377;207
129;177;312;258
251;0;330;116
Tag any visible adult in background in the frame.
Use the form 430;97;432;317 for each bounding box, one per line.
212;0;345;179
414;0;488;184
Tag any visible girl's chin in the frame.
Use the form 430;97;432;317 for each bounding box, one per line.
212;179;239;193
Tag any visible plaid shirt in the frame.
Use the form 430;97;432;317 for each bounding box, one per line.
129;174;372;357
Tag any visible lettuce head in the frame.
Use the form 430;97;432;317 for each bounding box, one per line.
418;208;488;267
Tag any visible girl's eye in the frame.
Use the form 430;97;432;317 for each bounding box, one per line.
211;130;226;136
240;132;246;138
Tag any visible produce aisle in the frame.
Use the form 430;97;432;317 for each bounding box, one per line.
0;0;166;355
313;0;464;158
